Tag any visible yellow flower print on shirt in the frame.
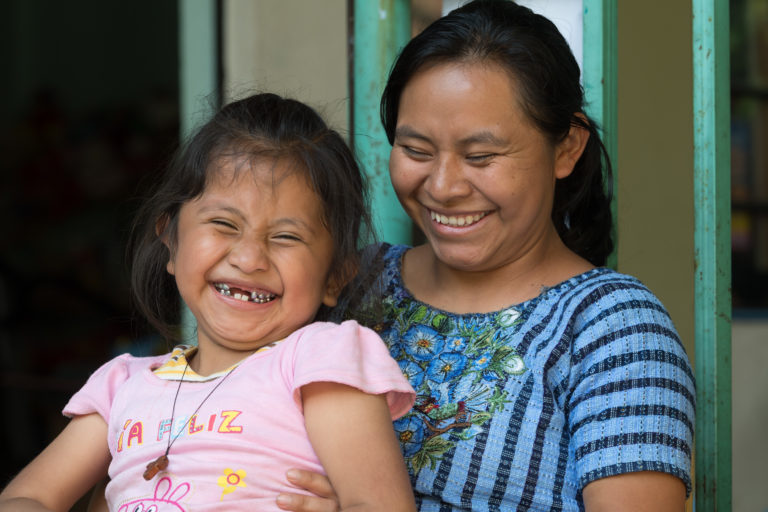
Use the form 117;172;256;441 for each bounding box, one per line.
217;468;246;500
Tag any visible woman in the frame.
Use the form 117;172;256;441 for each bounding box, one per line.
277;1;693;510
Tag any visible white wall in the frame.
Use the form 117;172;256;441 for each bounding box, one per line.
732;319;768;512
222;0;349;132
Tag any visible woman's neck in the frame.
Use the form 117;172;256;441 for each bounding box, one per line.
401;238;593;314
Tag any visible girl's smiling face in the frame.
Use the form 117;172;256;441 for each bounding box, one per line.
389;61;581;273
165;157;340;372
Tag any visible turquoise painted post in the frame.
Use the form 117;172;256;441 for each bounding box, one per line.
179;0;218;139
179;0;218;342
693;0;732;510
582;0;618;268
353;0;412;245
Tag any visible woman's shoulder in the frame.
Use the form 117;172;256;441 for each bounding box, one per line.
543;267;666;309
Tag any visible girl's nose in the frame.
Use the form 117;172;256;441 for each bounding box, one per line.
227;238;270;274
425;156;472;202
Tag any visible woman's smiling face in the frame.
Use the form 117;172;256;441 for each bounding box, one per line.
389;61;576;273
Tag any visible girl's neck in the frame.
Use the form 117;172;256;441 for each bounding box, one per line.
402;236;593;314
186;346;259;377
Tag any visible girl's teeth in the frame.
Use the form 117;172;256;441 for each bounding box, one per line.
215;284;275;303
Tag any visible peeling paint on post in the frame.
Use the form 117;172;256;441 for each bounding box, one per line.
179;0;218;343
693;0;732;510
353;0;411;245
582;0;617;269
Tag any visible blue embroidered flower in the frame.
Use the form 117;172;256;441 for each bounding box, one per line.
471;352;493;371
394;414;426;457
402;325;445;361
426;352;467;383
444;335;467;352
399;360;426;390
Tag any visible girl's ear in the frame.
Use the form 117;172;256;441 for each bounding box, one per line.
321;261;356;308
156;214;175;275
554;113;590;179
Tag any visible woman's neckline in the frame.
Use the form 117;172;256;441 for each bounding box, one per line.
390;244;610;317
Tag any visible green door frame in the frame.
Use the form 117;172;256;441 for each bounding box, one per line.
583;0;618;268
693;0;732;510
352;0;412;245
178;0;218;343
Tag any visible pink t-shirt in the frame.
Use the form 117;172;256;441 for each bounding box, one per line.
64;320;415;511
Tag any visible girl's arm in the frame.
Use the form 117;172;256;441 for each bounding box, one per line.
582;471;687;512
301;381;416;512
0;413;110;512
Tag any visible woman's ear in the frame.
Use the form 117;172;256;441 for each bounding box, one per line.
554;113;590;179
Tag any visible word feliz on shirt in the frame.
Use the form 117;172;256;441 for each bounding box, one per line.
117;410;243;452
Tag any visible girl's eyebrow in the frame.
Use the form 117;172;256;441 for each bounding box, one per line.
272;217;317;234
200;204;318;234
199;204;244;218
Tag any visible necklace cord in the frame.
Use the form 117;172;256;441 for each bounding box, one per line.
164;361;237;455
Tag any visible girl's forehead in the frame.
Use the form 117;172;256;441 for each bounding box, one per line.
207;154;310;190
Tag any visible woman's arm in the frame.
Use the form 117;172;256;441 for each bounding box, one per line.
301;381;415;512
582;471;687;512
0;413;110;512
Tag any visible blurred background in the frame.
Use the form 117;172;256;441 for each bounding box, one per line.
0;4;178;509
1;1;766;510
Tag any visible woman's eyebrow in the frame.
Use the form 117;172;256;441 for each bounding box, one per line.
458;131;509;147
394;125;430;142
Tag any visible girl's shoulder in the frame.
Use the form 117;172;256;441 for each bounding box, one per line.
90;352;172;381
63;352;172;420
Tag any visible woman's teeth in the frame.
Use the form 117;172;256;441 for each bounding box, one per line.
430;211;487;227
214;283;275;303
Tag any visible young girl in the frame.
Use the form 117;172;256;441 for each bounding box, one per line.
0;93;417;512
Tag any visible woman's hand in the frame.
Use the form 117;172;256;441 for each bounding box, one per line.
276;469;339;511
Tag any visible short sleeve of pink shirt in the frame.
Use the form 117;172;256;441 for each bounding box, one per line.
63;352;168;421
288;320;415;418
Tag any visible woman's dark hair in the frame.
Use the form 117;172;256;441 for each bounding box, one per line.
381;0;613;266
129;93;371;340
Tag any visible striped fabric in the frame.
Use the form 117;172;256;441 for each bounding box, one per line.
329;244;694;511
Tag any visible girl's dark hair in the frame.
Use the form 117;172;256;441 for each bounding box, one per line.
129;93;371;340
381;0;613;266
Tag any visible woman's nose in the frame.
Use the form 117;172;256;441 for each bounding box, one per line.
227;238;270;274
425;156;472;202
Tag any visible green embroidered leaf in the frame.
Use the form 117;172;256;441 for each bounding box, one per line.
424;435;453;454
411;450;430;473
431;313;450;332
487;388;511;413
471;411;493;425
409;305;428;325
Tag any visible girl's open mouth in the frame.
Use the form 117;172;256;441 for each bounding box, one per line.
214;283;276;304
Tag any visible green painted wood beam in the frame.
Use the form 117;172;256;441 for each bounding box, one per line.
582;0;618;269
179;0;218;139
692;0;732;509
352;0;412;245
179;0;218;342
